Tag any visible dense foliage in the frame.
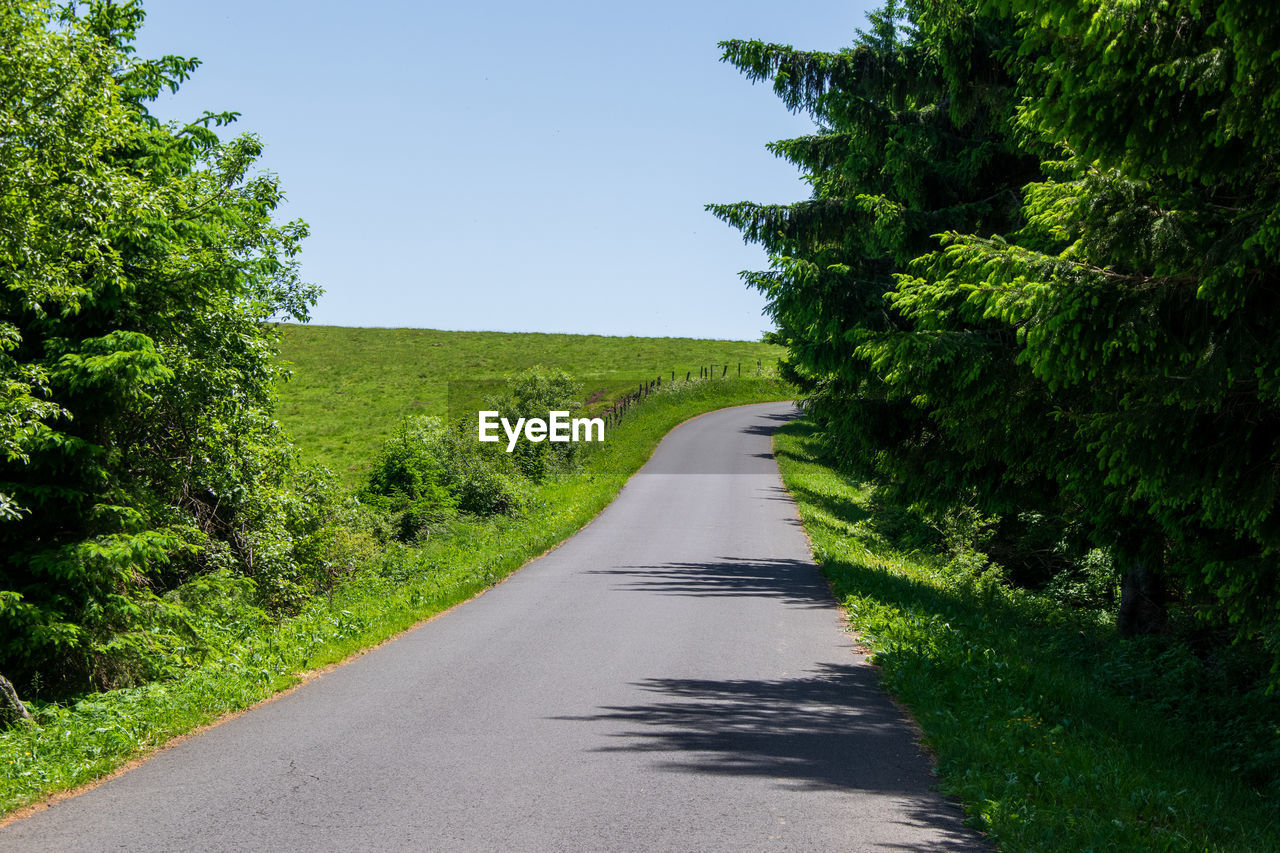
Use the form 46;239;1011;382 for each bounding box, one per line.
775;421;1280;847
362;367;586;542
0;1;335;695
713;0;1280;672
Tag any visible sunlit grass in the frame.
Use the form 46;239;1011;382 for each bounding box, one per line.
274;324;783;483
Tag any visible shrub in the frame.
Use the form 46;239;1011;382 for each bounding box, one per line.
483;367;583;482
363;417;460;542
363;414;530;539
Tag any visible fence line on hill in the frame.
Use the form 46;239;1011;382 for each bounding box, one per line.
600;360;766;427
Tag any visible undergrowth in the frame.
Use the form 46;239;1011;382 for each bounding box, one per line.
773;419;1280;852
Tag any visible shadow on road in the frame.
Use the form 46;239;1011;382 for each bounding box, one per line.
587;557;831;608
737;408;801;437
552;662;984;848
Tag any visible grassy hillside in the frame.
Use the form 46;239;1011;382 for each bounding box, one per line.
274;324;784;481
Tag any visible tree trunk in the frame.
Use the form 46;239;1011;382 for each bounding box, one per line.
0;673;34;727
1117;557;1167;637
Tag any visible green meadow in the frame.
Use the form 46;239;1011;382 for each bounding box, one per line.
274;324;784;481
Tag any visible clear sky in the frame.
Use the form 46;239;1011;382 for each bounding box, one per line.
132;1;878;340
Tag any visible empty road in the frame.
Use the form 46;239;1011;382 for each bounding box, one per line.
1;402;983;851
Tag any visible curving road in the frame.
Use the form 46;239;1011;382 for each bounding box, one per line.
1;402;984;851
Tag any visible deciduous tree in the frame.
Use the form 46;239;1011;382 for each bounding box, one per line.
1;0;321;693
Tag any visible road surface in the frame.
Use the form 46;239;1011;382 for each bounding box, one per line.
1;402;984;851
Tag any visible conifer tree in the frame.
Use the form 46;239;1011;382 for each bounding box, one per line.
906;0;1280;645
710;1;1067;583
715;0;1280;656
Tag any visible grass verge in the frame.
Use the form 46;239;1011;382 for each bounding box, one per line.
773;419;1279;852
0;378;790;819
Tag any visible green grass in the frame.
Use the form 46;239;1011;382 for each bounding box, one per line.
274;324;784;482
773;419;1280;852
0;377;791;818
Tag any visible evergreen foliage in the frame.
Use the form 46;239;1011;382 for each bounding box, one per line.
714;0;1280;675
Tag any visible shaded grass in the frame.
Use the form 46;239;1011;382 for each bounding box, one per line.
773;419;1280;852
275;324;783;482
0;378;790;817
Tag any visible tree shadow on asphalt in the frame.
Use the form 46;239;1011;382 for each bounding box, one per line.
586;557;832;608
551;662;985;849
738;408;800;437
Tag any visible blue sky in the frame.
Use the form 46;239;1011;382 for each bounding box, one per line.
133;1;877;340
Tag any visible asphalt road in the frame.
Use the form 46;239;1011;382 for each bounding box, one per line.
2;402;984;851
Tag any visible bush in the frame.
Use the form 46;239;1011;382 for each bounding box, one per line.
0;2;323;695
363;414;530;540
436;426;531;515
362;417;460;542
476;367;581;482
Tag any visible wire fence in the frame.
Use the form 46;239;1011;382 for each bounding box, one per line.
600;360;768;426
